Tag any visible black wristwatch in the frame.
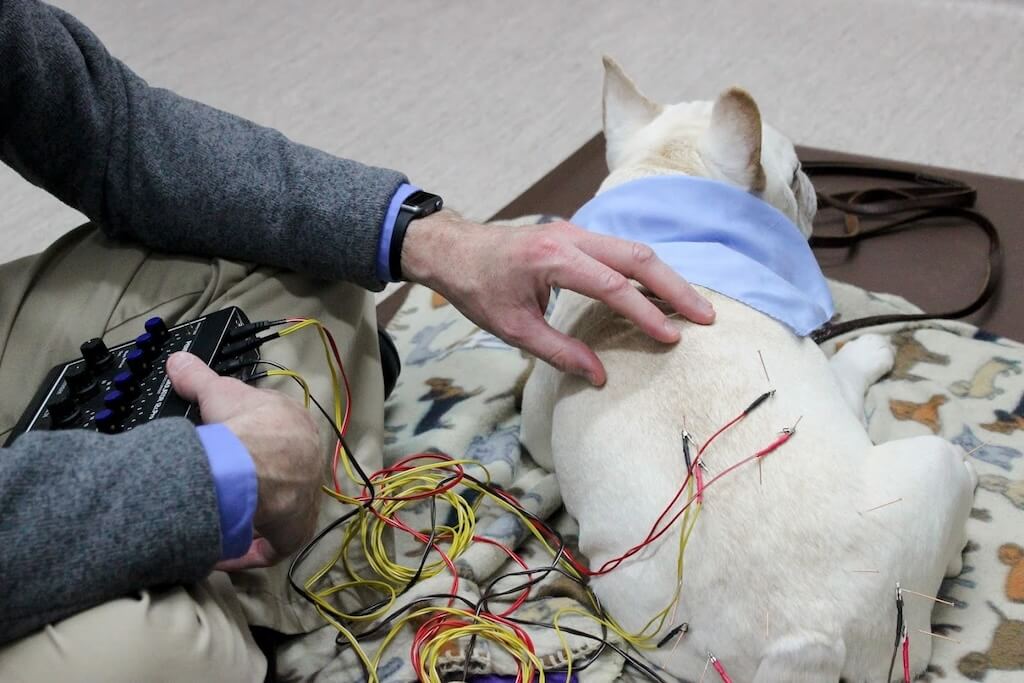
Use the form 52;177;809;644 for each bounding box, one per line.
389;190;444;281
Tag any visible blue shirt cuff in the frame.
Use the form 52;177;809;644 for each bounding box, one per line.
377;182;419;282
195;424;257;560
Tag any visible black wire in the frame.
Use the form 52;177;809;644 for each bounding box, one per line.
477;564;613;675
225;318;288;341
744;389;776;415
507;614;671;683
887;590;905;682
342;493;441;621
240;358;376;501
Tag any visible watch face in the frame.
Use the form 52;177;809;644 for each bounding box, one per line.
404;191;443;216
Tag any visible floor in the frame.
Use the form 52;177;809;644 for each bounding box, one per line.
3;0;1023;263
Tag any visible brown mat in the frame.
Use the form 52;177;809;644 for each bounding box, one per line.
492;135;1022;341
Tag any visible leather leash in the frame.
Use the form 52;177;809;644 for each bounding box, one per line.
804;160;1003;343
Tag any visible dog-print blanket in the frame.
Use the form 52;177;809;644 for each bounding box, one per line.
276;218;1023;683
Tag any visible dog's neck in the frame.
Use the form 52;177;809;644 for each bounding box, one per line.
572;175;834;336
601;166;694;194
600;153;706;195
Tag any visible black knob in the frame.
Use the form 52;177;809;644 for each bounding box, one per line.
145;317;169;342
47;389;80;427
113;370;138;398
65;364;97;397
81;338;113;369
126;349;150;376
135;332;161;359
95;408;121;434
103;389;130;416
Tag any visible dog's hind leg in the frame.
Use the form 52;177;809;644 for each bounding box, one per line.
753;632;845;683
520;360;560;471
829;334;895;424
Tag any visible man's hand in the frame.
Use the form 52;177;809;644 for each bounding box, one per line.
400;211;715;385
167;352;322;571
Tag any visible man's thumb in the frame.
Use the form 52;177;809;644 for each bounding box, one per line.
166;352;217;403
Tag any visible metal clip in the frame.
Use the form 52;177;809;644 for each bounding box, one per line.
781;415;804;435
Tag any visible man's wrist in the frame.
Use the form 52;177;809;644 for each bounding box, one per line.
400;210;462;286
195;424;258;560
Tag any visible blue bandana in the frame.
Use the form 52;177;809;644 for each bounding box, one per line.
571;175;834;337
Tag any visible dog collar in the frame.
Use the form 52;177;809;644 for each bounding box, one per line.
571;175;834;337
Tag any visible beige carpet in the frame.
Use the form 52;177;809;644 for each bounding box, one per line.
3;0;1023;263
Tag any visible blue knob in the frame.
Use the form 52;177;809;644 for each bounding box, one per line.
103;389;129;415
95;408;121;434
113;370;138;398
145;317;169;342
126;348;150;376
135;332;160;359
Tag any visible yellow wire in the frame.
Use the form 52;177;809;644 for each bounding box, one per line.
278;318;359;485
265;369;310;408
367;607;546;683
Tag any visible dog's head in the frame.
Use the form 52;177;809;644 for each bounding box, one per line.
600;56;816;237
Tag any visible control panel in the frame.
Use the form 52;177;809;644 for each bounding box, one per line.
3;307;258;446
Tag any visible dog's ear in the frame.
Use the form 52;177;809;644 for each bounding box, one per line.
701;88;766;191
753;632;845;682
602;56;661;170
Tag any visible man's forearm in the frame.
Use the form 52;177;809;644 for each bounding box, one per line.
0;0;406;289
0;419;223;645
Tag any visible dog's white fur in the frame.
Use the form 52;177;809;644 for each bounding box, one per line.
520;57;977;681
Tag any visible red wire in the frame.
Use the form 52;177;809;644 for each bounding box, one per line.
411;614;465;676
369;509;460;602
633;431;793;553
550;427;793;577
472;536;531;616
286;318;352;493
697;411;748;458
591;412;781;575
588;409;750;574
320;324;353;434
711;657;733;683
359;453;466;502
694;462;705;504
902;633;911;683
410;609;537;683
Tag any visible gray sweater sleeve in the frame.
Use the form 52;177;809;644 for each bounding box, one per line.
0;0;408;289
0;0;410;644
0;419;223;644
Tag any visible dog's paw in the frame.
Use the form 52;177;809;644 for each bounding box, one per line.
963;459;979;491
843;334;896;384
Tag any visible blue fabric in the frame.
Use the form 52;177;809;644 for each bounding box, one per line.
377;182;419;282
571;175;834;336
195;424;257;560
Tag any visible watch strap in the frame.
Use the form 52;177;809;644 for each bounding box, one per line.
389;191;443;281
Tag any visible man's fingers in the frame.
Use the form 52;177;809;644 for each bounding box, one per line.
575;232;715;325
166;352;221;404
552;252;683;344
213;537;280;572
509;316;606;386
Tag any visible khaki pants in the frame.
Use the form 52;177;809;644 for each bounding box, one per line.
0;226;386;682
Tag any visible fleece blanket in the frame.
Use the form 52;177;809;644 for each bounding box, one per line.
277;217;1024;683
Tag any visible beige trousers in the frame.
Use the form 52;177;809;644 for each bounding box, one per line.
0;225;386;682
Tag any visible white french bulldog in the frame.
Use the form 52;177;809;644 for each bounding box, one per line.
520;57;977;681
